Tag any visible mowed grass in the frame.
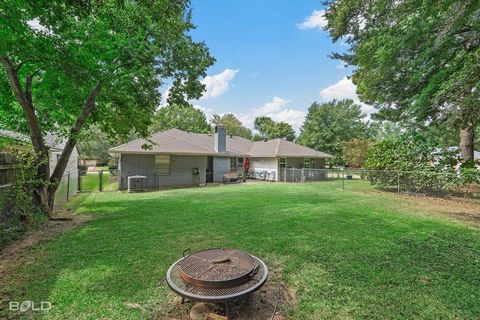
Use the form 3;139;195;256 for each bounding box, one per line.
2;182;479;319
80;172;117;192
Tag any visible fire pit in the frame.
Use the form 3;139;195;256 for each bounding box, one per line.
166;248;268;303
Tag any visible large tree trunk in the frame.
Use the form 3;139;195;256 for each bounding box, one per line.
1;56;103;217
33;184;56;216
460;122;474;161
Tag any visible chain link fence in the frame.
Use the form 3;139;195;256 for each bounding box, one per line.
281;168;480;199
53;169;79;210
1;168;80;247
79;170;119;192
0;184;20;241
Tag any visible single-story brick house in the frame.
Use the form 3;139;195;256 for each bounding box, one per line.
109;126;332;189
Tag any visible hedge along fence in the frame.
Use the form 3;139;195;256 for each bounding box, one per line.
359;169;479;197
281;168;480;199
0;152;47;250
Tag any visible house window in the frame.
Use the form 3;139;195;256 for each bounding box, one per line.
155;154;171;175
304;158;311;168
279;158;286;168
230;157;237;170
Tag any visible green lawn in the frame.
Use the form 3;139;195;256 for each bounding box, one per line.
2;182;479;319
80;172;117;192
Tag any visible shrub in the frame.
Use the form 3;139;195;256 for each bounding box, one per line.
363;132;463;194
0;151;46;249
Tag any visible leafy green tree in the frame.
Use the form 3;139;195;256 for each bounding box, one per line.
254;116;295;141
298;99;370;162
210;113;252;139
77;126;115;164
341;138;373;168
275;122;296;142
363;132;464;193
150;104;210;133
0;1;214;215
254;116;275;138
324;0;480;161
252;133;263;141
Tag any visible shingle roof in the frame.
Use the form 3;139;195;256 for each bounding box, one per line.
109;128;247;157
110;128;333;158
0;130;68;151
249;139;332;158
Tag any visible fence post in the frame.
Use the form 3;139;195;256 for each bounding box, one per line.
66;173;70;201
342;170;345;190
284;168;287;183
397;171;400;194
78;173;81;192
301;168;305;183
99;170;103;192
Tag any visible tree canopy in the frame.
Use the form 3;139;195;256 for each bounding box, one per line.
341;138;373;168
324;0;480;160
77;126;114;164
298;99;371;162
210;113;252;139
150;104;210;134
254;116;296;141
0;0;214;214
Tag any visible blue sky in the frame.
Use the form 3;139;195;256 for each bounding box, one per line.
165;0;370;131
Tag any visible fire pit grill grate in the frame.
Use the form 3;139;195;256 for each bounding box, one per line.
180;248;257;288
167;250;268;302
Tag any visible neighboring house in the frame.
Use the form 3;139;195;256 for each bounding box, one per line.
78;159;98;167
109;127;332;189
0;130;79;207
432;146;480;171
44;132;79;180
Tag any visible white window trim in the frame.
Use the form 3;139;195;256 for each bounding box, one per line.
155;154;171;175
304;157;311;169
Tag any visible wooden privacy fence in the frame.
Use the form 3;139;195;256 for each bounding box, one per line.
0;164;20;186
0;152;20;186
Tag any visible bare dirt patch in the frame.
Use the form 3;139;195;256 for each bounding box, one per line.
153;261;296;320
401;195;480;227
154;284;294;320
358;188;480;227
0;213;93;278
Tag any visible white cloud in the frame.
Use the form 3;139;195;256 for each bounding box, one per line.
253;96;289;114
320;77;358;101
201;68;239;99
157;85;172;109
319;77;376;115
235;96;306;132
193;104;215;121
27;18;52;34
296;10;328;30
